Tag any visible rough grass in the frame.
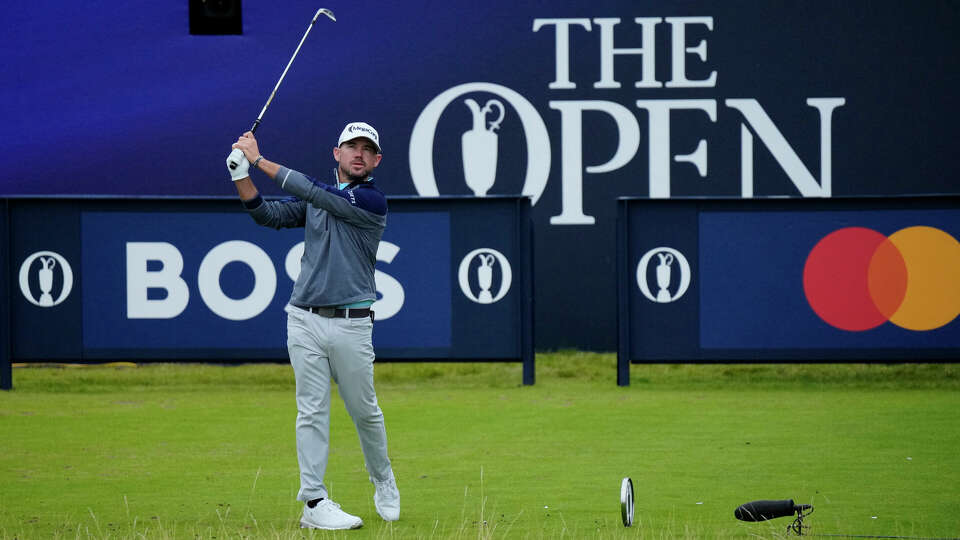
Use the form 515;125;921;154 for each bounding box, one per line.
1;354;959;539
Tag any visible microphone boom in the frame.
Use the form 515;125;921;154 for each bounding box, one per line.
734;499;813;536
734;499;797;522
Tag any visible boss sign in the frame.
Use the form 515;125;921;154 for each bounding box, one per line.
80;212;421;351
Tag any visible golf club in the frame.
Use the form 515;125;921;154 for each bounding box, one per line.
227;7;336;170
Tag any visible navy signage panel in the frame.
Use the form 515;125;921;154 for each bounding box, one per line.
4;2;958;352
3;197;534;385
9;200;83;360
617;197;960;385
1;200;9;390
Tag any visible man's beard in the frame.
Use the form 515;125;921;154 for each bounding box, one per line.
340;164;369;183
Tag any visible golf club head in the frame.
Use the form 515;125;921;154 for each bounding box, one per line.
620;477;634;527
314;8;336;22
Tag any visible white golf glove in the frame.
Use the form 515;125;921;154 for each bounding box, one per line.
226;148;250;182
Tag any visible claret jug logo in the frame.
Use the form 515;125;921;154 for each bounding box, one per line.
410;82;551;206
637;247;691;303
803;226;960;331
458;248;513;304
19;251;74;307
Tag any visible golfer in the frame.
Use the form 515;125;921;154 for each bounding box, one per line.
226;122;399;530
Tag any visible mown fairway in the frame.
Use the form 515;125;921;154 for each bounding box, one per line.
1;354;958;539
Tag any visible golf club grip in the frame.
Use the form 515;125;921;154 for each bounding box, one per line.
734;499;796;522
227;120;259;170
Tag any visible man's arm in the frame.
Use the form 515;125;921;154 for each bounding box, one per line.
231;130;384;228
233;177;259;201
272;167;386;229
227;132;306;228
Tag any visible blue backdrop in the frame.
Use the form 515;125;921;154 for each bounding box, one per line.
3;1;958;350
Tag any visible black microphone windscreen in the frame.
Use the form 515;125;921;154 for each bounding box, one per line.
734;499;796;522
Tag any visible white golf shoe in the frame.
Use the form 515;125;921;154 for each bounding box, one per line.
372;475;400;521
299;499;363;530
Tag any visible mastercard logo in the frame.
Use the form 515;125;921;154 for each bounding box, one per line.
803;226;960;332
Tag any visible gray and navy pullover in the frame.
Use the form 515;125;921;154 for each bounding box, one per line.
243;167;387;308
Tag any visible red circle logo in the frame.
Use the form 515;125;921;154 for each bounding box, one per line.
803;226;960;332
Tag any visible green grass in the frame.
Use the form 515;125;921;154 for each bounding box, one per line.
1;353;959;539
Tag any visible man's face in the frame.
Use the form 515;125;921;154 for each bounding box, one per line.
334;137;382;182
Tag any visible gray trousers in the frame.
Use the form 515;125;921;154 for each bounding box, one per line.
285;304;392;502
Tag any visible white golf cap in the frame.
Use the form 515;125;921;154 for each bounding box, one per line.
338;122;381;154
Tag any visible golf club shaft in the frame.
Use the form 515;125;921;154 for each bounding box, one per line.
228;8;336;169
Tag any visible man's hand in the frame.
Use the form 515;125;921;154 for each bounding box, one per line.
232;131;261;161
227;150;250;181
230;131;279;181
